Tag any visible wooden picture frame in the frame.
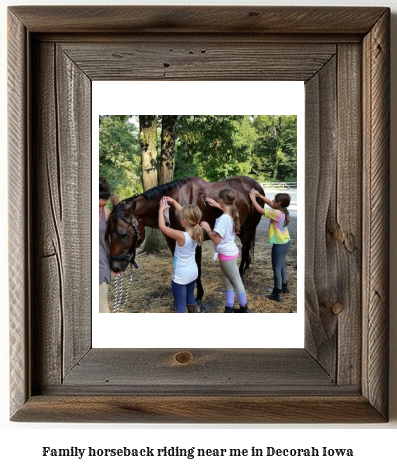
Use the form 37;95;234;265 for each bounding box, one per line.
8;6;390;423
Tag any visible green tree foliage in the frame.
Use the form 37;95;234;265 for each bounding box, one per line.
99;115;298;195
174;115;253;181
251;115;297;181
99;115;141;201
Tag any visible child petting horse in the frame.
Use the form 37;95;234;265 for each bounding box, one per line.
158;197;204;313
249;189;291;302
200;188;249;313
107;176;264;310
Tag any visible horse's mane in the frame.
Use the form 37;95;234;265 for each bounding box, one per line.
119;177;193;205
143;177;192;200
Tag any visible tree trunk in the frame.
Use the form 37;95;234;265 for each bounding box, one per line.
139;115;167;253
160;115;177;184
142;227;168;253
139;115;158;190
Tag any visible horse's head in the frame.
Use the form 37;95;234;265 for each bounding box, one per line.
107;197;145;273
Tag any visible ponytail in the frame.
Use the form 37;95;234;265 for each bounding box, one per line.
231;204;241;234
180;204;204;246
283;208;290;227
192;224;204;246
219;187;240;234
275;193;291;227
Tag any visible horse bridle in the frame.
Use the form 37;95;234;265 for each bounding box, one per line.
109;202;141;269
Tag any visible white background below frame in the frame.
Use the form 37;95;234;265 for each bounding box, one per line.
92;81;305;348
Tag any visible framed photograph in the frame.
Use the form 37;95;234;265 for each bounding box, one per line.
8;6;390;423
93;82;305;348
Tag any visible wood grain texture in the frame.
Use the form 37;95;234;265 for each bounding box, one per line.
11;396;385;424
304;57;338;378
31;41;92;388
56;44;92;376
62;349;333;391
362;9;390;419
9;6;387;34
335;43;362;386
59;42;336;82
32;41;63;388
8;10;30;419
8;6;390;423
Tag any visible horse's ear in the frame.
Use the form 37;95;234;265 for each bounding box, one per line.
122;200;136;217
111;194;119;209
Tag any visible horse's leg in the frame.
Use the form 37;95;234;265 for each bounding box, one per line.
238;226;250;275
195;245;204;312
239;224;256;275
164;236;176;311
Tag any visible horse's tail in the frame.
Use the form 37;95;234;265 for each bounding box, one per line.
250;232;256;260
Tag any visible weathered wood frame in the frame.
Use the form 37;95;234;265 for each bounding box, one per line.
8;6;390;423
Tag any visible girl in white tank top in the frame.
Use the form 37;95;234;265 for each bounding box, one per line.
159;197;204;313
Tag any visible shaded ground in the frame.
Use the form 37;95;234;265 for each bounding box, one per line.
109;217;297;313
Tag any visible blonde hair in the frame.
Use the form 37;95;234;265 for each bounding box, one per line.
219;188;240;234
180;204;204;246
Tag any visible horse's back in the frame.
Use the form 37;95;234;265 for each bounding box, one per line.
188;175;263;194
223;175;264;194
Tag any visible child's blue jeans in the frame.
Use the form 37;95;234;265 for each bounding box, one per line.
172;280;196;313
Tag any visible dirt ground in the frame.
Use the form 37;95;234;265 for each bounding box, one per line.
109;217;297;313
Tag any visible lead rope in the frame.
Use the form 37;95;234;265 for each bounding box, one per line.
112;265;133;313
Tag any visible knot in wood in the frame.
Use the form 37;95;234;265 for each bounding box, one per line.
331;302;344;316
174;351;194;365
333;225;344;244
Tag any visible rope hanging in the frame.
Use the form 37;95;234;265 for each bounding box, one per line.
112;266;134;313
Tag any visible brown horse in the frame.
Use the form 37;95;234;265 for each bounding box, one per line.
107;176;265;307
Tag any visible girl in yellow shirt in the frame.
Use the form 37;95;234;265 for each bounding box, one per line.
249;189;291;302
